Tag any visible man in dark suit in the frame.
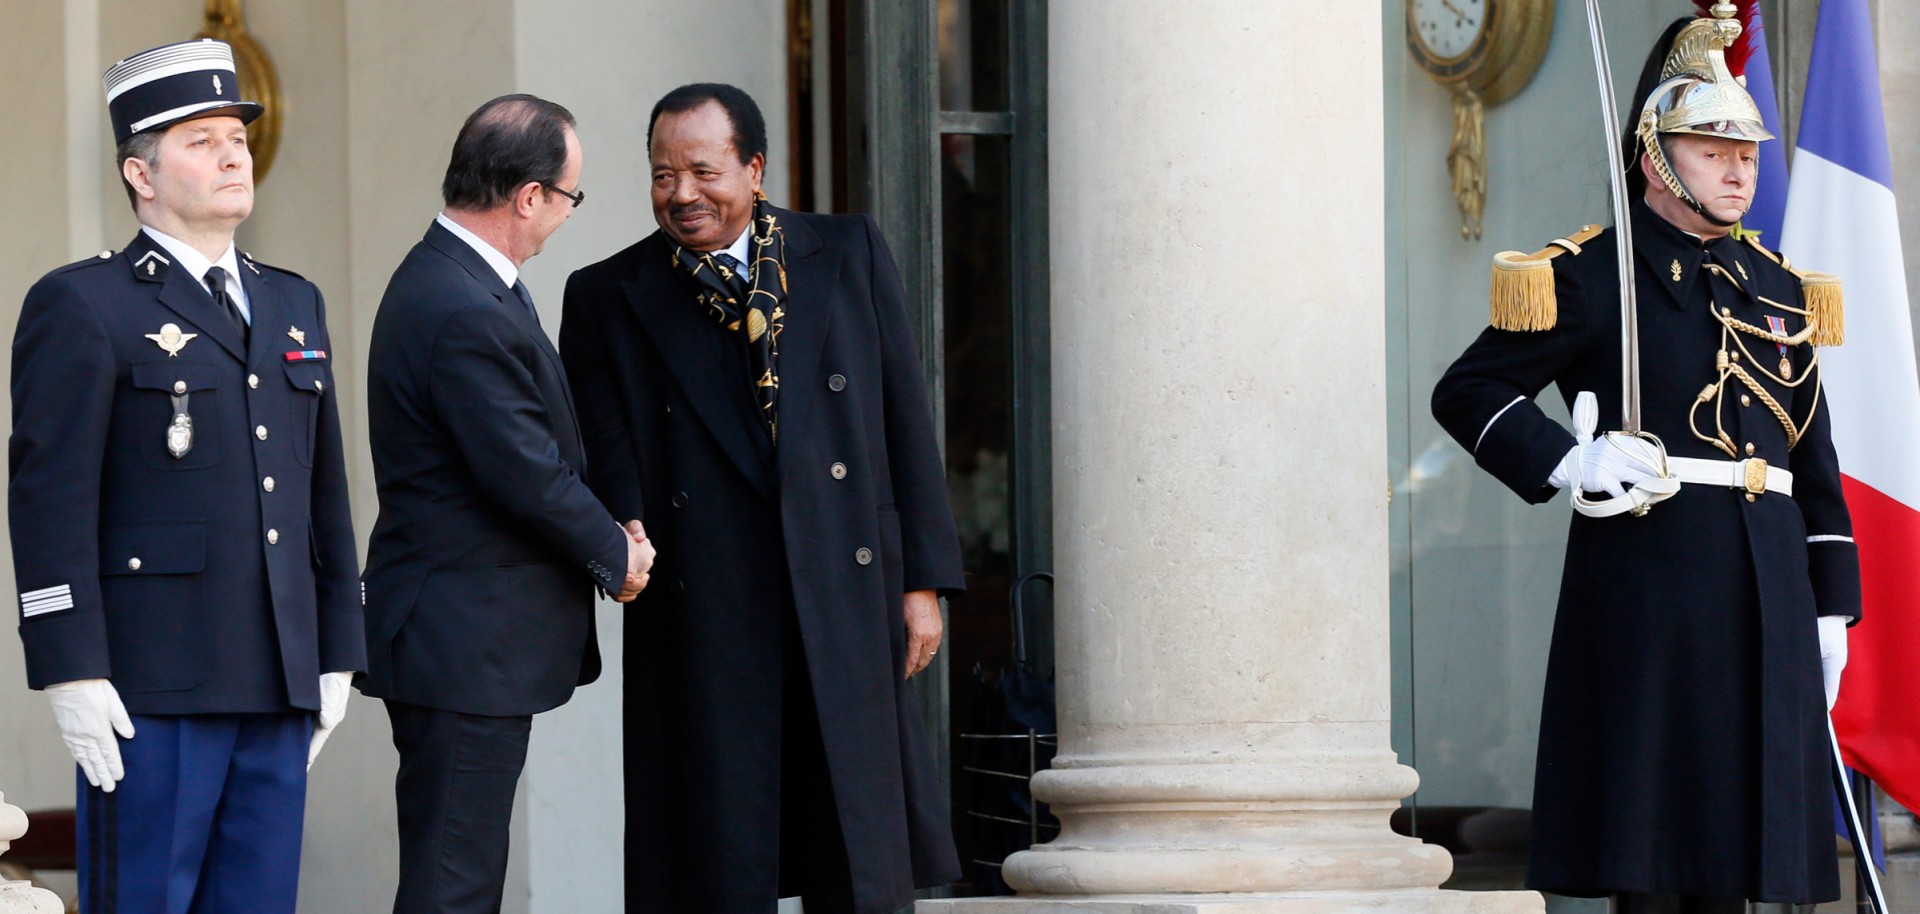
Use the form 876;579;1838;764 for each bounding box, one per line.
561;83;964;914
360;94;654;914
9;39;363;913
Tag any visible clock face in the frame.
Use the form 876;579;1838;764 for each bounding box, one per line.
1411;0;1489;63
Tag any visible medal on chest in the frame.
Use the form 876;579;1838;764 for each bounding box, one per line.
1767;315;1793;380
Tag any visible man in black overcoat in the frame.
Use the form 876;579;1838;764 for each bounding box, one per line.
559;83;965;913
360;94;654;914
8;39;363;912
1431;9;1858;913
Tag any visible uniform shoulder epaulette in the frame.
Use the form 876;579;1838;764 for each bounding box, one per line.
46;250;120;277
1489;223;1604;332
241;252;307;282
1745;235;1843;346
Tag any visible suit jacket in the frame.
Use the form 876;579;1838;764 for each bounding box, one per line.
9;231;364;715
561;208;964;914
361;221;627;717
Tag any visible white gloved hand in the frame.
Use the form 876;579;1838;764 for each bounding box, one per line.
46;679;135;792
1548;435;1664;497
307;670;355;770
1818;616;1850;711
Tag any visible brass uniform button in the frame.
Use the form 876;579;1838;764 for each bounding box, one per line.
1746;494;1757;503
830;462;848;480
256;425;268;440
263;476;275;493
173;380;187;394
127;558;141;571
1740;395;1751;408
248;374;260;389
267;528;279;545
1745;443;1756;456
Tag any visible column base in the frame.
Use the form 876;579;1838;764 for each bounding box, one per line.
918;889;1544;914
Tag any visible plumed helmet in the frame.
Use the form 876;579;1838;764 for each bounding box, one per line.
1632;2;1772;222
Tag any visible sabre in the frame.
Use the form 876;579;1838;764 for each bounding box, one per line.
1829;718;1890;914
1583;0;1641;434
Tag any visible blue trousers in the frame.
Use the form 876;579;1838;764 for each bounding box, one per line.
76;713;310;914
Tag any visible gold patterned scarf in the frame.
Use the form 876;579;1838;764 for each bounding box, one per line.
672;193;788;441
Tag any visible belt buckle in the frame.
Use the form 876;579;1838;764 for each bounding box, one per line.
1743;458;1769;495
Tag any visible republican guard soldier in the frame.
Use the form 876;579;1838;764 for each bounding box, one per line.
7;39;362;913
1431;4;1859;912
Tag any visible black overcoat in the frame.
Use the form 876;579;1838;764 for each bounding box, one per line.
560;208;965;913
1431;201;1860;902
9;232;364;714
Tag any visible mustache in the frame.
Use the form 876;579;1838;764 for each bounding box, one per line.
669;203;716;219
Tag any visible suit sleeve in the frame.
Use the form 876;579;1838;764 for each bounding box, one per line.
1793;333;1861;622
560;271;644;524
427;303;629;592
9;273;117;688
863;215;965;596
1430;259;1591;504
308;288;368;673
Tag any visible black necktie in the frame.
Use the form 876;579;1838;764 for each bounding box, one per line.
712;252;750;298
511;280;540;325
204;266;247;346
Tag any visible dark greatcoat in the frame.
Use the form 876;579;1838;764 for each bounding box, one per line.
560;207;964;914
1431;199;1860;903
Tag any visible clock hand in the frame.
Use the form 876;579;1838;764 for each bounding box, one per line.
1442;0;1470;21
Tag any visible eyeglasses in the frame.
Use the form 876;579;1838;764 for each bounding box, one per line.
545;183;585;208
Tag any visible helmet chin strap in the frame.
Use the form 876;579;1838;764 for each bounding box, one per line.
1655;136;1745;229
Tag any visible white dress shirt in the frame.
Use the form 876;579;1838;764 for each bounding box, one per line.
141;226;250;322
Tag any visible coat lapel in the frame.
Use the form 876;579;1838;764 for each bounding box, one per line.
127;233;247;363
238;255;283;371
766;211;837;483
625;239;778;501
423;223;588;458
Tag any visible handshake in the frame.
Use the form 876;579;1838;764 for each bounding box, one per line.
612;519;657;603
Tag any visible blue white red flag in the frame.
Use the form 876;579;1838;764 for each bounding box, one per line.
1777;0;1920;817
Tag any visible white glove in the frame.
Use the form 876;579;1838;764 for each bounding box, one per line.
46;679;135;792
1548;435;1664;497
1818;616;1849;711
307;671;354;770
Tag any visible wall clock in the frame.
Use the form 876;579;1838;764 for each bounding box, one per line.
1407;0;1555;239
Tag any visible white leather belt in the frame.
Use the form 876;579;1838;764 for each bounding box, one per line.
1666;455;1794;497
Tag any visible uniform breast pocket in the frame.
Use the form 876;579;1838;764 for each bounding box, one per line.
283;361;325;467
130;360;223;470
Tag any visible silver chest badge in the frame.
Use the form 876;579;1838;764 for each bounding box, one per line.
145;323;197;357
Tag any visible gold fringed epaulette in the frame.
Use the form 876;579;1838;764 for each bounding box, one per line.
1488;224;1603;331
1801;272;1844;346
1745;236;1844;345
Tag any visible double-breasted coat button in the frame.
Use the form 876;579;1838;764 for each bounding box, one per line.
855;547;873;565
255;425;269;440
173;380;187;394
263;476;275;492
671;491;689;508
248;374;259;389
127;558;141;571
830;462;848;480
267;528;280;545
1740;395;1751;408
828;374;847;392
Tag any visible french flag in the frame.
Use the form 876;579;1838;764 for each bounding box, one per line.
1776;0;1920;815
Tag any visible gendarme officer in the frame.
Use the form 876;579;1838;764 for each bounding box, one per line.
8;39;362;913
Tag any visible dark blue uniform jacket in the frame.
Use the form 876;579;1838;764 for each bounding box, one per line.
9;231;364;715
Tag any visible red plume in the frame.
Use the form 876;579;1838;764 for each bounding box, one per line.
1695;0;1761;77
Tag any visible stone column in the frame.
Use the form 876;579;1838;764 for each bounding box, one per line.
0;794;63;914
921;4;1537;912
